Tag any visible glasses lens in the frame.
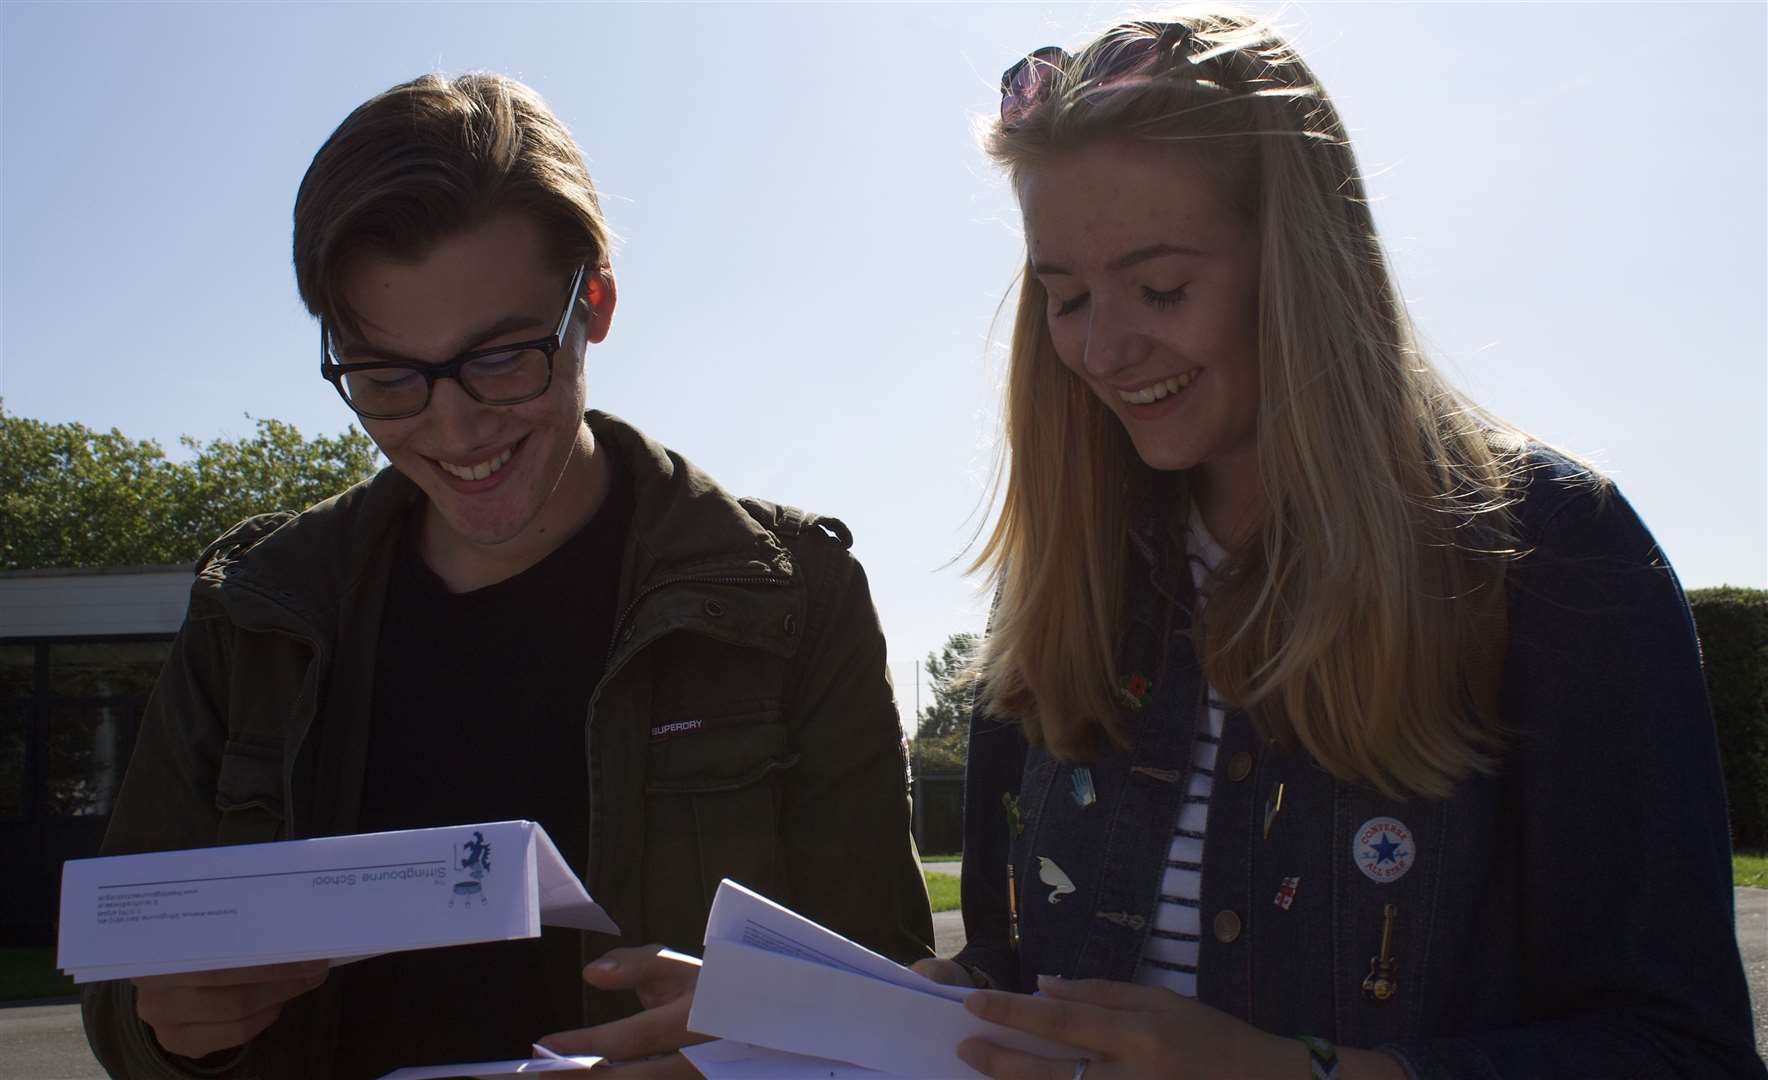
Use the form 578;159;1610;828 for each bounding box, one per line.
461;348;550;405
340;366;428;418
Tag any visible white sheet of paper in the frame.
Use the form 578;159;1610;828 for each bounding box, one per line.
374;1055;601;1079
59;820;616;983
687;880;1080;1080
682;1039;893;1079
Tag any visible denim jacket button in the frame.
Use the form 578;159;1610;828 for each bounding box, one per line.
1213;909;1243;943
1226;751;1254;782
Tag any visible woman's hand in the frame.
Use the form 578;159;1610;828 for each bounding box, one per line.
957;974;1296;1079
538;945;708;1078
959;976;1406;1080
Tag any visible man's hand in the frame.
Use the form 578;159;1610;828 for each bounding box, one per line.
132;960;329;1059
540;945;707;1079
911;957;983;989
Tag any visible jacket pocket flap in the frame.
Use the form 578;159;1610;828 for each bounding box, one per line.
214;740;286;820
645;752;800;795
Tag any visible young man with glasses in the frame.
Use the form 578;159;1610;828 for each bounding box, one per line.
81;73;933;1080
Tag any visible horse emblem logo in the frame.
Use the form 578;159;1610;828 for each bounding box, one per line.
450;830;493;908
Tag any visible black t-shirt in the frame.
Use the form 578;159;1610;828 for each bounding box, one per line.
330;461;633;1077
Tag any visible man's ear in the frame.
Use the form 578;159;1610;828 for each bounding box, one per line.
583;269;616;344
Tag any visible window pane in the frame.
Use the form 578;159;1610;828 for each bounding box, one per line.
0;705;23;820
44;700;135;817
0;644;33;705
47;641;171;699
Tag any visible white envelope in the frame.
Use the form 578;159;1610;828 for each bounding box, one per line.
682;1039;892;1079
375;1055;602;1079
686;880;1081;1080
59;820;617;983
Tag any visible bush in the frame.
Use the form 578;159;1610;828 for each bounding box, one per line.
1689;587;1768;850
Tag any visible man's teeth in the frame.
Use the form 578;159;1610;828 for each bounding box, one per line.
1119;370;1198;405
439;446;513;482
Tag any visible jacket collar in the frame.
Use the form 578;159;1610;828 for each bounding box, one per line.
194;411;794;639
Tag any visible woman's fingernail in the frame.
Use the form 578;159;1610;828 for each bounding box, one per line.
589;958;618;973
1036;973;1061;989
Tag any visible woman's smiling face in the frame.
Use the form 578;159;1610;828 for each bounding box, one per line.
1020;138;1262;480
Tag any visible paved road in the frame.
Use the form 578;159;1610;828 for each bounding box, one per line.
8;890;1764;1078
0;997;98;1080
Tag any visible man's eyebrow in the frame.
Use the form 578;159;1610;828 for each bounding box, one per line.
336;312;549;362
1032;242;1207;277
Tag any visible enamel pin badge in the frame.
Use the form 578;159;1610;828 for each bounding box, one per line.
1036;857;1077;904
1070;767;1097;808
1352;817;1415;885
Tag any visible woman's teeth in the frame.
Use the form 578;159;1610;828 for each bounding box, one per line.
1118;370;1198;405
439;446;513;481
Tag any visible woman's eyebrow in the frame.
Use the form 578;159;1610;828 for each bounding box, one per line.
1032;242;1206;277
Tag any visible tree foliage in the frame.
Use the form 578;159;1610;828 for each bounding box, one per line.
1688;587;1768;850
911;632;979;776
0;401;380;571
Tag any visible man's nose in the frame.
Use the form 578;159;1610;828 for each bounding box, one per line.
425;376;498;445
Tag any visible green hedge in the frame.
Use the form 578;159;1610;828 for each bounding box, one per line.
1689;587;1768;850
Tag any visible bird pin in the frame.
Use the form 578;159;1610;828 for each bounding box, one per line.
1036;857;1077;904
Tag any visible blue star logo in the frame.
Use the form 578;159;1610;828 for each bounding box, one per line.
1370;833;1404;865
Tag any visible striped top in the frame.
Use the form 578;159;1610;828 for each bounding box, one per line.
1134;512;1227;997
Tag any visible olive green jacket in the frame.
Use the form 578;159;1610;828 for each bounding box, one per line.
81;412;933;1079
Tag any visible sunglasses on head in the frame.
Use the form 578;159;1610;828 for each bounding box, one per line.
998;23;1196;130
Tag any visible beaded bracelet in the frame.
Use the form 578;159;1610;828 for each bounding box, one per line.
1296;1035;1341;1080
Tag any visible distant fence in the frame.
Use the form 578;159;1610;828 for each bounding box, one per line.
912;772;964;857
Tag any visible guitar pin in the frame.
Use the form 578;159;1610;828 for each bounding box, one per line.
1361;902;1400;1002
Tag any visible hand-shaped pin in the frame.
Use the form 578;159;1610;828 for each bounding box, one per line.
1036;856;1076;904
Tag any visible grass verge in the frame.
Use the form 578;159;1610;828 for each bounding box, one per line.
0;948;75;1003
925;869;960;913
1736;850;1768;889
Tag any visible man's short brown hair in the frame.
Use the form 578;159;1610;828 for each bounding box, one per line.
293;72;612;338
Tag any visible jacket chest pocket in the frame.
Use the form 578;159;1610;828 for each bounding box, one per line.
641;699;796;944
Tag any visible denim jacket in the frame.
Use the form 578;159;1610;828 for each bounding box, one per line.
955;453;1763;1078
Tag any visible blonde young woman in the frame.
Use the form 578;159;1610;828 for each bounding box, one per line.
904;10;1764;1080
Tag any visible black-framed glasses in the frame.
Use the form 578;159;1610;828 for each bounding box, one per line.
320;263;587;420
999;23;1194;131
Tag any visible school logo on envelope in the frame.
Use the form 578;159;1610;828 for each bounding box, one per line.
452;830;493;906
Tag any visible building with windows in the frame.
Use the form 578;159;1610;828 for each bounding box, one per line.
1;565;190;946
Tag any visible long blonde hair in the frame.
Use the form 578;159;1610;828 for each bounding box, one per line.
975;9;1522;800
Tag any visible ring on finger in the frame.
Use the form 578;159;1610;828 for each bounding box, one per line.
1071;1059;1090;1080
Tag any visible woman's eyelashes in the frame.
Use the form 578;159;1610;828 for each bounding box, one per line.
1141;284;1188;310
1048;284;1189;319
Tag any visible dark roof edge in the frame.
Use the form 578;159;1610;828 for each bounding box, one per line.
0;564;192;580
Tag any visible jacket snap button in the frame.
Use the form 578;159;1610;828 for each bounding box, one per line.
703;598;726;617
783;613;797;636
1226;752;1254;782
1213;909;1242;944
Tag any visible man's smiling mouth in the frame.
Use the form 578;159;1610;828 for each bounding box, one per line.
435;444;515;482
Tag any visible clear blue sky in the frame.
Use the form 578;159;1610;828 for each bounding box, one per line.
4;3;1764;732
